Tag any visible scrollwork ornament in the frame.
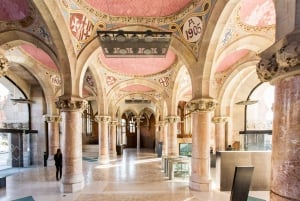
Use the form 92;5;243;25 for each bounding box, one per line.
167;116;179;123
95;115;111;123
43;115;61;122
187;98;217;112
256;55;279;82
212;116;228;124
110;120;118;126
0;55;9;77
55;98;87;111
276;41;300;68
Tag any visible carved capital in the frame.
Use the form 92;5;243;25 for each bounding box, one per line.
187;98;217;112
43;115;61;123
257;40;300;82
55;97;87;111
95;115;111;123
212;116;228;124
0;55;9;77
166;116;179;123
276;41;300;68
110;120;118;126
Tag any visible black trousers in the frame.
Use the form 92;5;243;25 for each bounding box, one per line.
56;165;62;180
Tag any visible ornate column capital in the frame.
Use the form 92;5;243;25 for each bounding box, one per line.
43;114;61;122
187;98;217;113
166;116;179;123
0;55;9;77
55;96;87;111
95;115;111;123
110;120;118;126
257;38;300;83
212;116;228;124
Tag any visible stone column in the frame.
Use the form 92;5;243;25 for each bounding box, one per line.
187;98;217;191
154;123;159;152
44;115;61;155
166;116;179;156
95;115;111;164
136;117;141;152
109;120;117;158
161;121;168;156
55;97;87;193
257;36;300;201
212;116;227;152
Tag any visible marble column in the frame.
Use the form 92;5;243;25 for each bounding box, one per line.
212;116;227;152
154;123;159;152
109;120;117;158
257;36;300;201
187;98;217;192
161;121;168;156
95;115;111;164
44;114;61;155
136;117;141;152
55;97;87;193
166;116;179;156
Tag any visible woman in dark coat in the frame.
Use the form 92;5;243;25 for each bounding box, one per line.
54;148;63;181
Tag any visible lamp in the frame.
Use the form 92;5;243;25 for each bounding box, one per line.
97;30;172;58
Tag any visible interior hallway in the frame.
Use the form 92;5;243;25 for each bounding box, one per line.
0;149;269;201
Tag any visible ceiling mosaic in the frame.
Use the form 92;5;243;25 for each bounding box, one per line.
59;0;215;58
84;0;192;17
239;0;275;27
20;44;58;70
120;85;154;92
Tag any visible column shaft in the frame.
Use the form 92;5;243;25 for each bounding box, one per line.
167;116;178;156
44;115;61;156
187;98;217;192
162;123;168;155
109;121;117;157
190;111;212;191
96;116;111;164
60;110;83;192
136;118;141;152
212;117;227;152
270;76;300;201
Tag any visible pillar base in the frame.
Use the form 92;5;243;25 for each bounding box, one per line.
60;181;84;193
109;152;117;159
98;156;110;165
189;176;212;192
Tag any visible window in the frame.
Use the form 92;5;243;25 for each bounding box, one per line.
82;101;93;136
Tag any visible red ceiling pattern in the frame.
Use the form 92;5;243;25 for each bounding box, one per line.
121;84;153;92
239;0;275;26
216;49;249;73
0;0;29;21
20;44;58;70
85;0;192;17
99;50;176;76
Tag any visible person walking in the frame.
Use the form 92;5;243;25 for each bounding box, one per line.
54;148;63;181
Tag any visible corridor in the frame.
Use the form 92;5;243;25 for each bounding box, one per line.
0;149;268;201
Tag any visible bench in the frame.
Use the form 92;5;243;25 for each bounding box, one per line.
0;168;24;188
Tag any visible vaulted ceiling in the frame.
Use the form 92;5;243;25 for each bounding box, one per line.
0;0;276;111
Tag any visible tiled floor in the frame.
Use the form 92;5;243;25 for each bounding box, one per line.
0;149;269;201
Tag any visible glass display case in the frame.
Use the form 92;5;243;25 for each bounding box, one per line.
179;143;192;157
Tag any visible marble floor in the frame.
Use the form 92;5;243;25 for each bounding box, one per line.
0;149;269;201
